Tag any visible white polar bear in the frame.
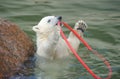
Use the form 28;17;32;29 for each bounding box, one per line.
32;16;87;59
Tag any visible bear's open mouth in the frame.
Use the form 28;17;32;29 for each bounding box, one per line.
57;21;63;26
56;16;62;26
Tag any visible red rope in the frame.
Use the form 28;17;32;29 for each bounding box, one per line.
63;22;92;51
59;22;112;79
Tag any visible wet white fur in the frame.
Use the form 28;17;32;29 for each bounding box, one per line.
32;16;87;59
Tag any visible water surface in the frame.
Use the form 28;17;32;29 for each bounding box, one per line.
0;0;120;79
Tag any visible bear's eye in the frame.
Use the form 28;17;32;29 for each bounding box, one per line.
47;19;51;23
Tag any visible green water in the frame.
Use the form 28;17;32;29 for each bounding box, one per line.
0;0;120;79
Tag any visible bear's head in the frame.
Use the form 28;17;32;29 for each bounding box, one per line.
32;16;62;34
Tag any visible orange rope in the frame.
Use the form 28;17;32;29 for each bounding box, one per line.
59;22;112;79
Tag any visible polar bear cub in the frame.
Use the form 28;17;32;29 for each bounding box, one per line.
32;16;87;59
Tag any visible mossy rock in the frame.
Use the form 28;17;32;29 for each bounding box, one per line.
0;18;35;78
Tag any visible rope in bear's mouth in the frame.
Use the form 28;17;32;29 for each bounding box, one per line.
58;21;112;79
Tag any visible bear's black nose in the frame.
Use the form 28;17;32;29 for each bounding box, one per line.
57;16;62;21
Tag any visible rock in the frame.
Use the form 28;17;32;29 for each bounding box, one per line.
0;18;35;78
